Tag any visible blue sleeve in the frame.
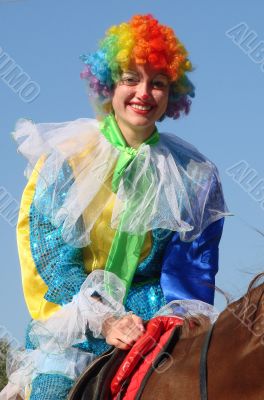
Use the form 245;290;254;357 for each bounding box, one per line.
30;202;87;305
160;218;225;305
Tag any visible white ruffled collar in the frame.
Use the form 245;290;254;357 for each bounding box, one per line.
13;117;230;247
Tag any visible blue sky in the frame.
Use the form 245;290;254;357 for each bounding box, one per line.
1;0;264;343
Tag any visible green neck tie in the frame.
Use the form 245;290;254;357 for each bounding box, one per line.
99;113;159;301
100;112;159;193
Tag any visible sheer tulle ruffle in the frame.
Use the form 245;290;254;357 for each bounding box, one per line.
0;347;92;400
12;117;230;248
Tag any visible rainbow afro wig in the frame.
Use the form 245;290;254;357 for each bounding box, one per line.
80;14;195;120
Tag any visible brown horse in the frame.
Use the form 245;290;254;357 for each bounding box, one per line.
69;274;264;400
142;274;264;400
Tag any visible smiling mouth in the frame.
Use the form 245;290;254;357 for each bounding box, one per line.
130;104;152;111
128;103;155;114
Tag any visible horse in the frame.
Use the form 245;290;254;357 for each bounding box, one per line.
69;273;264;400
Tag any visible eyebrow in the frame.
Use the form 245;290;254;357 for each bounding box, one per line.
122;71;138;76
123;70;169;80
153;74;169;81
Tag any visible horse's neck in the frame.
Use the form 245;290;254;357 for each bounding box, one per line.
204;281;264;400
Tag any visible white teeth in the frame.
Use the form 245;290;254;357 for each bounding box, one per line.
130;104;152;111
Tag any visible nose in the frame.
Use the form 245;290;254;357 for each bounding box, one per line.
141;93;150;101
137;81;152;101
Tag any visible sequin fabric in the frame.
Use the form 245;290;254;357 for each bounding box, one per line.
29;162;87;305
134;228;174;280
75;332;111;356
30;373;74;400
125;279;167;319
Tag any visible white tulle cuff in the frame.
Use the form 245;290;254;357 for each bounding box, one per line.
155;299;219;323
30;270;127;350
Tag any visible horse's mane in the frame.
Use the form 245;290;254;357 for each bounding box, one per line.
180;272;264;339
232;272;264;325
246;272;264;296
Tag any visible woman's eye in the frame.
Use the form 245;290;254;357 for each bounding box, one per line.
152;80;167;89
120;76;139;85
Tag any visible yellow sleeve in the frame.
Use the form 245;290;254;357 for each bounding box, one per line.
17;157;61;320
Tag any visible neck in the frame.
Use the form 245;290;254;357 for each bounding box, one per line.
115;116;156;149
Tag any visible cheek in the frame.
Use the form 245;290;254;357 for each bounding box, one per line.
155;92;169;113
112;86;134;111
111;88;120;111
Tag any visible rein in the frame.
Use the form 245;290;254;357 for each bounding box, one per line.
199;322;215;400
68;319;216;400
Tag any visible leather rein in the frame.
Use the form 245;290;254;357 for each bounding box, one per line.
199;322;215;400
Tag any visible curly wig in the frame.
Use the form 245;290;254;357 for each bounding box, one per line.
80;14;195;120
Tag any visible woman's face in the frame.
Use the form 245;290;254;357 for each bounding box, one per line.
111;64;170;132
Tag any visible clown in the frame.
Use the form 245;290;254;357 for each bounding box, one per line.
1;14;229;400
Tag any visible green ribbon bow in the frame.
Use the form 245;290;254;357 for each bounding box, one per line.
99;113;159;301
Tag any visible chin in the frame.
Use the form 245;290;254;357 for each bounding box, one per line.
127;114;156;128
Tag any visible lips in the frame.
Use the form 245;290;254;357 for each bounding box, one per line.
127;101;156;115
